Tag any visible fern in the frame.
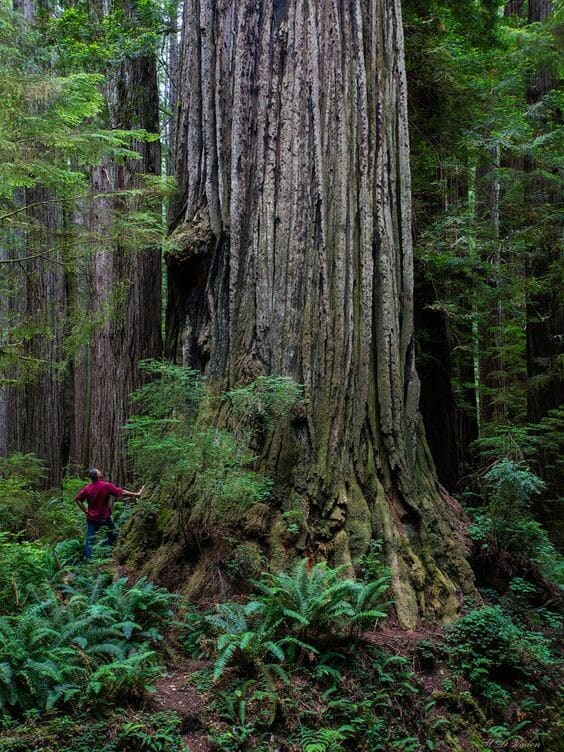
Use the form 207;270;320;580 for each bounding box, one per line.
202;558;391;705
255;559;391;643
299;725;354;752
86;651;160;702
0;566;173;712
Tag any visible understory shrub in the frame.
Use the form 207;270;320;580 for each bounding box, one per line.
0;534;61;613
468;458;563;585
117;711;189;751
0;710;189;752
0;455;82;542
225;375;304;439
197;640;429;752
124;362;302;540
253;559;391;642
484;459;545;520
181;562;390;748
446;605;556;705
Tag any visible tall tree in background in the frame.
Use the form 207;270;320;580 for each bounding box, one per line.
1;0;69;484
85;0;163;483
167;0;474;627
406;0;562;533
524;0;562;426
0;0;164;485
404;0;493;489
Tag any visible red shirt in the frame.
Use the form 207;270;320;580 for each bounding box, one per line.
75;480;124;521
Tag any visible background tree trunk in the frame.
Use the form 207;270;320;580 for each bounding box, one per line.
19;193;68;485
2;0;163;486
84;0;163;483
524;0;562;426
414;290;478;491
504;0;525;16
167;0;474;627
1;0;69;486
522;0;562;542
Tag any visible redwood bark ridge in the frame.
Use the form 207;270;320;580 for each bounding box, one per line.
168;0;474;626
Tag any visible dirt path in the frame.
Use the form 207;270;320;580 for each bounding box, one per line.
152;659;213;752
362;619;442;653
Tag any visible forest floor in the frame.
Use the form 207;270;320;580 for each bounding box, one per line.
79;562;560;752
150;618;448;752
111;564;216;748
153;660;213;752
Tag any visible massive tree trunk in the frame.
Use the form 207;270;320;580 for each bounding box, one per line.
82;0;163;483
167;0;474;627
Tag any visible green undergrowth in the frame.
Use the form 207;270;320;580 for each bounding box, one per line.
124;362;303;540
0;537;175;715
172;559;561;752
0;403;561;752
0;454;84;542
465;458;564;589
0;499;561;752
0;710;188;752
117;362;306;593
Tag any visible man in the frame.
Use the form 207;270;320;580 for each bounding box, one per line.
75;468;144;559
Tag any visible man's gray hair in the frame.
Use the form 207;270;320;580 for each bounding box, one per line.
88;468;100;482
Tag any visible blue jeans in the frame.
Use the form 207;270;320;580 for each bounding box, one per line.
85;518;117;560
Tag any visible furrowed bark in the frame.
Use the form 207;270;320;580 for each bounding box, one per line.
167;0;474;626
20;194;68;485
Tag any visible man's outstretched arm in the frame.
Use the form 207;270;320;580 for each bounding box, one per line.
120;485;145;499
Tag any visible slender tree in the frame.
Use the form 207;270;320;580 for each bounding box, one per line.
167;0;474;627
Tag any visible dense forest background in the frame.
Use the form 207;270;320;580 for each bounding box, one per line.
0;0;562;750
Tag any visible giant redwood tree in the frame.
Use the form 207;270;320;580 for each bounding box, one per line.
166;0;474;626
